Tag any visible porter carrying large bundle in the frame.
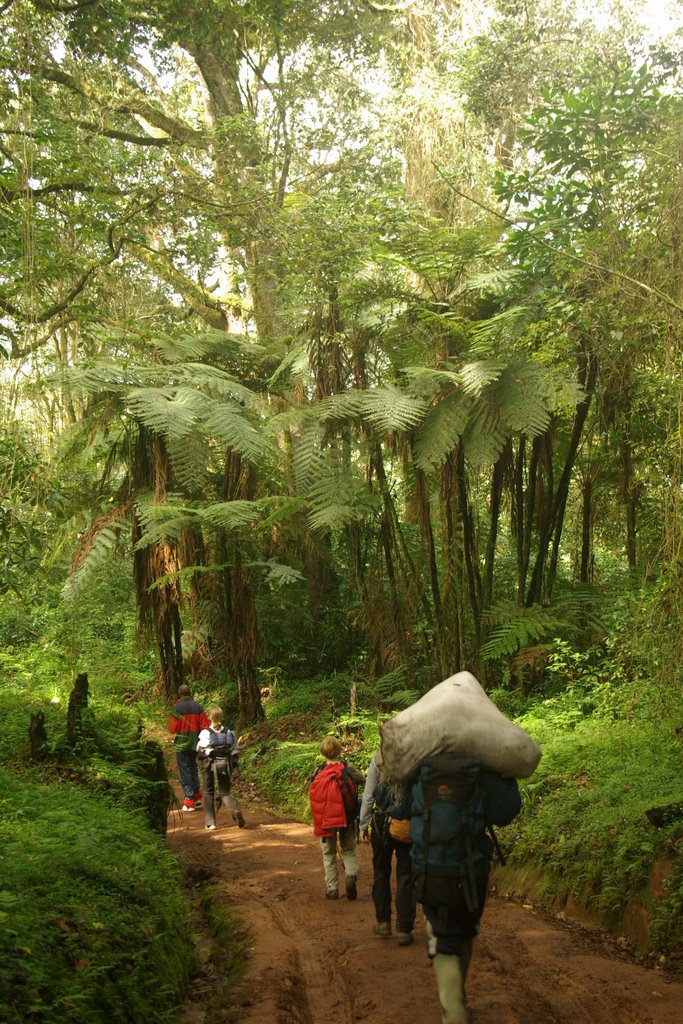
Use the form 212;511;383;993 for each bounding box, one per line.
380;671;541;782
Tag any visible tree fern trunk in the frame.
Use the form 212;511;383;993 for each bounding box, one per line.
372;445;410;670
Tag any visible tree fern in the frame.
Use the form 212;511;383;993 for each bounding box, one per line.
202;399;268;464
458;360;506;396
494;362;552;437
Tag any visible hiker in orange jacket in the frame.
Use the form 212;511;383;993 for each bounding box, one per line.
309;736;365;901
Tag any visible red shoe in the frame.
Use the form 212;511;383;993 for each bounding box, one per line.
193;790;203;807
182;798;197;812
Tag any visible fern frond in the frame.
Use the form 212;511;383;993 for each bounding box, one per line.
399;365;461;398
180;365;263;410
126;386;202;442
413;394;470;471
364;385;428;433
458;360;505;396
468;305;534;357
480;603;564;661
462;400;506;467
495;362;551;438
374;666;420;708
64;502;131;599
200;500;263;532
167;429;209;494
465;269;523;295
248;559;306;588
268;343;311;391
306;469;379;532
203;400;268;464
291;415;326;493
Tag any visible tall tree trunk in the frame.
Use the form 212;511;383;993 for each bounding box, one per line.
372;445;410;671
454;443;483;645
579;473;593;584
219;451;264;724
483;447;507;610
544;350;598;603
132;431;185;700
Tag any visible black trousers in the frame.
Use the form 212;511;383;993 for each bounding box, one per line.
370;815;415;932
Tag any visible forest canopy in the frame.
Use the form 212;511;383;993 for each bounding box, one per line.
1;0;682;721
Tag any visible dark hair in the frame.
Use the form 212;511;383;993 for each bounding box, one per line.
177;684;191;697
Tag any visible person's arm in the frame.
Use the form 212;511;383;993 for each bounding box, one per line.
359;756;379;833
196;728;211;752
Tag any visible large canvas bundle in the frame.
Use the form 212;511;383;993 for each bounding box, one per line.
380;672;542;782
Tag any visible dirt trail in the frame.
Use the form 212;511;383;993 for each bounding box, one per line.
167;785;683;1024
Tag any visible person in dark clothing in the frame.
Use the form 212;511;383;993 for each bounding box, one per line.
410;761;522;1024
359;749;416;945
167;684;210;812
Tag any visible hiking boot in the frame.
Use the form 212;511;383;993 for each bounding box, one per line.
397;932;414;946
373;921;392;938
181;799;197;812
233;811;245;828
345;875;357;900
325;889;340;900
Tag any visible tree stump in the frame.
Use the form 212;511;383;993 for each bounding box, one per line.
646;802;683;828
29;711;48;758
66;672;90;746
140;740;172;835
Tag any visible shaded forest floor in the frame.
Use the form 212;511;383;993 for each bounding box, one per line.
166;781;683;1024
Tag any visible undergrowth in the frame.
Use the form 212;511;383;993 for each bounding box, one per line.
0;767;193;1024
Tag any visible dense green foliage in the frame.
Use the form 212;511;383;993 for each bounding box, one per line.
1;772;191;1024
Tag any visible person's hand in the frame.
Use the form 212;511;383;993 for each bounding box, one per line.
361;829;369;843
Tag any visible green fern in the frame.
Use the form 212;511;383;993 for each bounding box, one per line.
291;414;326;493
495;364;550;437
202;400;268;464
200;500;263;532
479;603;565;661
247;559;305;588
374;667;420;708
458;360;506;396
306;469;379;532
413;393;470;471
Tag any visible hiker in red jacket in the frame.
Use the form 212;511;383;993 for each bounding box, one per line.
167;684;210;812
309;736;365;900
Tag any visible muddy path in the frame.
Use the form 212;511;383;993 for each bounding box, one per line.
167;784;683;1024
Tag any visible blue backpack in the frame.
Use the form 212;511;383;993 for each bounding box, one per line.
409;755;494;914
